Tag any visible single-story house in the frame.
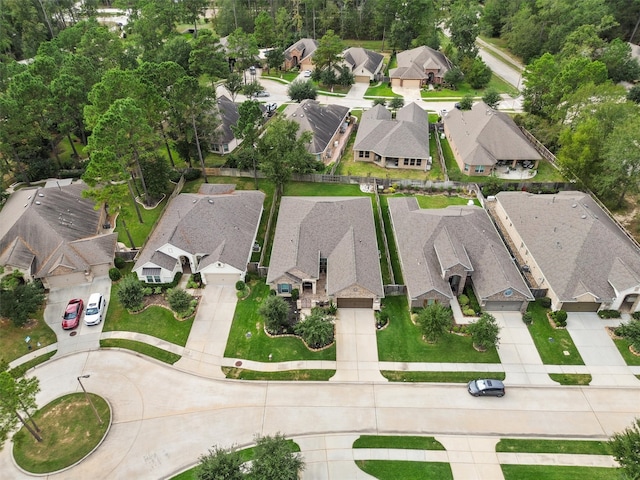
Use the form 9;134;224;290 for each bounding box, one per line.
0;181;117;289
283;100;350;164
390;45;452;87
210;95;240;155
443;101;542;176
493;191;640;313
388;197;532;311
133;184;264;286
340;47;384;83
267;196;384;309
283;38;317;71
353;102;431;170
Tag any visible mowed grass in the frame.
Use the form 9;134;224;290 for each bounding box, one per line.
356;460;453;480
283;182;364;196
526;300;584;365
224;280;336;362
501;465;617;480
100;339;181;365
223;367;335;381
548;373;592;385
103;268;193;347
353;435;445;450
382;370;505;383
12;393;110;474
379;196;403;284
9;351;57;378
0;306;56;365
377;296;500;363
115;194;170;248
496;438;612;455
613;338;640;366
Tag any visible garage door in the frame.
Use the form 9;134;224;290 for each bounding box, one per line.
337;298;373;308
203;273;241;285
561;302;601;312
484;301;524;312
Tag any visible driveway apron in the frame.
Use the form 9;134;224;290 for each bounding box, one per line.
331;309;386;382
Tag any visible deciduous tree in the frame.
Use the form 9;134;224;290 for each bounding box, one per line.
313;30;344;71
287;79;317;102
117;274;145;311
196;445;244;480
0;280;45;328
0;371;42;447
259;295;290;333
417;303;453;343
609;417;640;480
248;433;305;480
231;100;263;188
468;313;500;351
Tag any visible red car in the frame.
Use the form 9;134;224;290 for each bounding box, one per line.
62;298;84;329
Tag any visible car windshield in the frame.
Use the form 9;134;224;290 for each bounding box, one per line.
476;380;488;389
86;306;99;315
64;311;77;319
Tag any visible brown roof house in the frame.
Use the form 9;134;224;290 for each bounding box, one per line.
267;196;384;309
340;47;384;83
283;38;318;71
283;100;349;164
388;197;532;311
443;101;541;176
492;191;640;313
133;184;264;286
390;46;452;88
0;181;117;289
210;95;240;155
353;102;432;170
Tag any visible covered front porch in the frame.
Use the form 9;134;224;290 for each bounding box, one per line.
299;273;330;309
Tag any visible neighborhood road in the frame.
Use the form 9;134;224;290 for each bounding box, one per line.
1;350;639;479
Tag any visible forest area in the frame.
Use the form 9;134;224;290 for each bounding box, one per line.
0;0;640;225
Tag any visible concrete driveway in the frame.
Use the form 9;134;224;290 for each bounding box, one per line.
45;276;112;357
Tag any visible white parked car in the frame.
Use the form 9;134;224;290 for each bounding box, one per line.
84;292;106;326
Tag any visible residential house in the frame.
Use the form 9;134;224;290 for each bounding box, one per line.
353;102;431;170
340;47;384;83
390;46;452;87
283;38;318;71
283;100;350;164
133;184;264;286
492;191;640;313
0;180;117;289
388;197;532;311
267;196;384;309
443;101;541;176
210;95;240;155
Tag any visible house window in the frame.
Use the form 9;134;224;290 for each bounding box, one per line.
404;159;409;165
223;144;229;152
416;159;422;166
474;165;485;173
364;151;370;158
146;275;162;283
464;164;470;171
410;159;415;166
277;283;291;294
359;151;364;158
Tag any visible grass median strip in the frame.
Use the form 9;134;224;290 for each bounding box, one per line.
9;351;57;378
501;465;617;480
548;373;592;385
100;339;181;365
381;371;505;383
356;460;453;480
496;438;612;455
353;435;445;450
223;367;335;381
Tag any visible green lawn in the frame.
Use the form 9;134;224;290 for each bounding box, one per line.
100;339;181;365
353;435;445;450
496;438;612;455
526;300;584;365
501;465;617;480
613;338;640;366
343;39;391;52
0;305;56;365
420;74;518;99
12;393;110;474
377;296;500;363
103;269;194;347
382;370;505;383
115;194;170;249
9;351;57;378
414;194;478;209
548;373;592;385
378;196;403;284
372;195;392;284
356;460;453;480
364;83;401;98
224;280;336;362
283;182;364;196
222;367;335;381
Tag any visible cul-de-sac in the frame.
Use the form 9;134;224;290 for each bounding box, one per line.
2;1;640;479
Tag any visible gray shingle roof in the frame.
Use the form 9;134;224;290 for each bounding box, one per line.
353;102;430;159
284;38;318;63
284;100;349;155
444;102;541;166
0;182;115;278
133;188;264;273
267;197;384;298
215;95;240;145
388;197;532;302
495;191;640;302
341;47;384;76
390;46;452;80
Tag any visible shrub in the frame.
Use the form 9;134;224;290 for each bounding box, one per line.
616;319;640;351
376;309;389;328
114;257;126;269
235;280;246;291
154;287;162;295
458;294;469;307
463;308;476;317
522;311;533;325
467;312;500;350
183;168;202;181
632;311;640;320
259;295;290;333
109;267;122;281
540;297;552;308
143;286;153;296
416;303;453;343
291;288;299;302
117;274;145;311
167;288;193;314
294;311;334;348
597;309;621;319
168;169;182;183
552;310;568;327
